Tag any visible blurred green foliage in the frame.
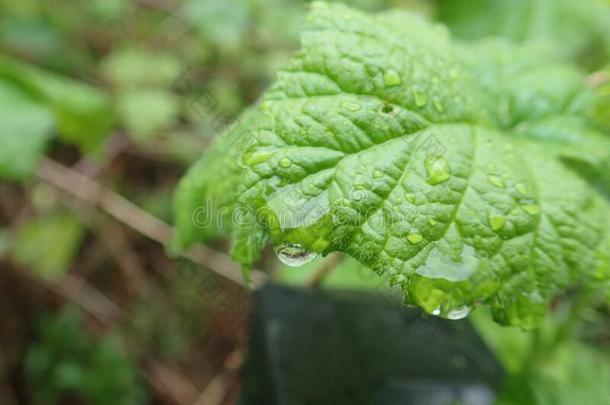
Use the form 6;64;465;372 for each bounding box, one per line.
437;0;610;70
26;308;146;404
0;79;54;179
13;212;85;280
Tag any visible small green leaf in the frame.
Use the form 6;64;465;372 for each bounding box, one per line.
117;88;180;143
100;48;183;87
13;213;85;280
438;0;610;67
0;80;54;180
0;54;113;152
183;0;251;50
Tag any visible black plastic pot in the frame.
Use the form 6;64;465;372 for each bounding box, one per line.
240;285;504;405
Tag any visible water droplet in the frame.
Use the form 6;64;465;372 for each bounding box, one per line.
261;101;272;111
428;218;437;226
373;169;384;178
488;175;505;188
433;100;444;112
488;213;507;231
446;305;471;320
425;156;451;185
383;69;402;87
407;233;423;244
431;307;441;316
522;204;540;215
242;149;272;166
406;193;416;203
416;244;482;282
274;243;318;267
279;158;292;168
340;101;361;112
412;88;428;107
515;183;528;195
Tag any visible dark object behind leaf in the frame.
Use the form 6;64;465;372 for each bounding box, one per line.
240;285;504;405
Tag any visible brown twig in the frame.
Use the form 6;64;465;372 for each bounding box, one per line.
9;265;122;325
145;359;200;405
194;348;244;405
308;253;343;288
97;222;152;297
36;158;267;288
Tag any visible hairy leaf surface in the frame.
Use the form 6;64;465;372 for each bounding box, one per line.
174;2;610;327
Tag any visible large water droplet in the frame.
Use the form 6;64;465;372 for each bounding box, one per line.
279;158;292;168
446;305;471;320
425;155;451;185
274;243;318;267
383;69;402;87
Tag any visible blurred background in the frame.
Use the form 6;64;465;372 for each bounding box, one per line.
0;0;609;404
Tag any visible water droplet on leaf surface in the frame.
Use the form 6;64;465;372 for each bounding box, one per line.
425;156;451;185
488;213;507;231
340;101;361;111
383;69;402;87
522;204;540;215
274;243;318;267
433;100;444;112
516;183;528;195
412;88;428;107
487;175;505;188
279;158;292;168
407;233;423;244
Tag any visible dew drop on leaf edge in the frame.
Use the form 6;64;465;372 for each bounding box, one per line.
274;243;318;267
446;305;471;320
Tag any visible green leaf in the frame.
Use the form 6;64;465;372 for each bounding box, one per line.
13;213;85;280
26;308;146;405
100;47;183;87
0;80;54;180
497;342;610;405
0;54;113;152
183;0;251;50
173;2;610;328
437;0;610;68
116;88;180;143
